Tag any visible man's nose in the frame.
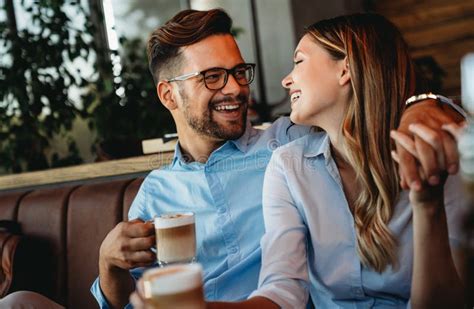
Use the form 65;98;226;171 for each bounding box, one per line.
221;73;241;96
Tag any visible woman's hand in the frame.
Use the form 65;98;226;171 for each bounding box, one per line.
441;121;468;141
389;122;466;208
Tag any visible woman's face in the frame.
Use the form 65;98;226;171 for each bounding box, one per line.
282;34;350;128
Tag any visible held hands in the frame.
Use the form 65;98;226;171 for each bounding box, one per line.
99;219;156;271
394;99;464;191
391;120;467;207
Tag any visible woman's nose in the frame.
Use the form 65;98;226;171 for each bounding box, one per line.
281;74;293;89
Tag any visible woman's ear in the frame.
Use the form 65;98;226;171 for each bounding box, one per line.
339;57;351;86
157;81;178;110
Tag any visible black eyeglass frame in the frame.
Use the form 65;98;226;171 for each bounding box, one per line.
166;63;256;90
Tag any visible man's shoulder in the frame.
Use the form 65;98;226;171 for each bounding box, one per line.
272;130;326;159
247;117;310;150
268;117;310;142
140;164;176;187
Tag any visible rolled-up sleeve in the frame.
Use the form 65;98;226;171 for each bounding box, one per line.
249;151;309;308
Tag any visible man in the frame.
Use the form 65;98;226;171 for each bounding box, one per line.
91;8;464;309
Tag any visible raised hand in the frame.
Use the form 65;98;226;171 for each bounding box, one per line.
395;100;463;191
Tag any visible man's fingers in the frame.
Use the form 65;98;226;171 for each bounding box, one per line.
126;236;156;252
122;220;155;238
399;174;409;189
408;123;445;169
413;135;440;186
392;150;431;180
409;123;460;176
122;250;156;267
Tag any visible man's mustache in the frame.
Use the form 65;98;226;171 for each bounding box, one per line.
211;94;249;106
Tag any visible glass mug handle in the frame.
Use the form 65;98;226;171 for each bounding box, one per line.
147;219;157;254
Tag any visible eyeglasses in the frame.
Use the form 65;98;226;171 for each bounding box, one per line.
166;63;256;90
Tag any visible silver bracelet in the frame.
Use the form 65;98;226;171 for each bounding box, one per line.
405;93;468;118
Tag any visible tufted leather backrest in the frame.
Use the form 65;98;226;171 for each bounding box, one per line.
67;179;133;309
17;187;75;304
0;176;145;308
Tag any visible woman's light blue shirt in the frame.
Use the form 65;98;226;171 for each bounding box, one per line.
251;132;467;308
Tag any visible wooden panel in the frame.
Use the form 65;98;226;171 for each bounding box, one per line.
390;4;474;31
0;152;173;191
374;0;468;15
411;38;474;68
403;18;474;49
375;0;474;96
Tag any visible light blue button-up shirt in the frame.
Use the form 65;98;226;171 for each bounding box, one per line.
90;117;310;308
251;131;467;308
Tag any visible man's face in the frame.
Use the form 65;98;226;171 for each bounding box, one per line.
173;34;250;141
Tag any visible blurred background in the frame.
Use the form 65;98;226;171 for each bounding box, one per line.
1;0;473;175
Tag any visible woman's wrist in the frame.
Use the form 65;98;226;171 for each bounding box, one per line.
411;197;445;218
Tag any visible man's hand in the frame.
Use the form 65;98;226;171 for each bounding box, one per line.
99;219;155;308
99;219;156;271
395;99;464;190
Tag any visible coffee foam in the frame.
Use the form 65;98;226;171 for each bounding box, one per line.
154;212;194;229
143;264;203;296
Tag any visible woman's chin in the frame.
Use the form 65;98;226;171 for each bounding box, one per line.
290;113;310;126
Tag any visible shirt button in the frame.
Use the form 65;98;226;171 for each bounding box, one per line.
229;246;238;254
217;207;226;214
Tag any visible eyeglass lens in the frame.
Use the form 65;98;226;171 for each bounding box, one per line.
203;64;254;90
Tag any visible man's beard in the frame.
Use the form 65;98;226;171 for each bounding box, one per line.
180;88;248;141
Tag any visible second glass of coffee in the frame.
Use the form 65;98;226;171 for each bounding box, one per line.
154;212;196;266
142;263;205;309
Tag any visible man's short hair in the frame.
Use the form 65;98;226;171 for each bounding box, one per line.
147;9;233;84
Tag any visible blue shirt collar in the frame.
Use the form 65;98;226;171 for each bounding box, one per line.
303;132;332;163
228;120;252;153
171;120;253;166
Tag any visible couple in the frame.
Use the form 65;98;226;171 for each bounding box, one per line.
93;8;467;309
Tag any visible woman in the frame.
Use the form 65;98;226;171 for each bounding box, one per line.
249;13;466;308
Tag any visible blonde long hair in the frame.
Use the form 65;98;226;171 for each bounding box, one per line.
306;13;416;272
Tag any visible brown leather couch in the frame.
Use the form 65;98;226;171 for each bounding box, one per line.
0;176;145;308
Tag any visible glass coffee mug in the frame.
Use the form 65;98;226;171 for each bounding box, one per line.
143;263;205;309
154;212;196;266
